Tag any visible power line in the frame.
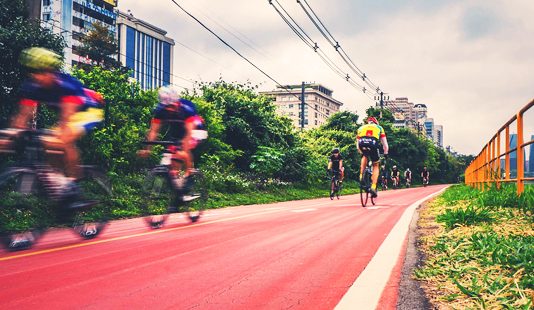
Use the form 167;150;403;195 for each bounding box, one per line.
40;19;195;85
269;0;370;97
296;0;381;93
168;0;330;119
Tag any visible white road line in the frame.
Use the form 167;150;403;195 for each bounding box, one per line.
290;208;317;213
335;186;448;310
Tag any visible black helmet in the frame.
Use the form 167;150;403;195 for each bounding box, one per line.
332;148;340;154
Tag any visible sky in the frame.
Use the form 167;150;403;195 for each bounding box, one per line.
118;0;534;155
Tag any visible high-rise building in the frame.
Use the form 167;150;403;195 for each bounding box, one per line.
117;11;175;89
424;118;434;140
260;84;344;129
41;0;118;67
434;125;443;148
382;97;415;123
413;104;427;122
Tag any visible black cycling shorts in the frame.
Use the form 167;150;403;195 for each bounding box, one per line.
358;137;380;163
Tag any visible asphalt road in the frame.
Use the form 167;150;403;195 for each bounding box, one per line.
0;185;447;309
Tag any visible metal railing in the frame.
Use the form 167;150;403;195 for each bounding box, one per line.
465;99;534;195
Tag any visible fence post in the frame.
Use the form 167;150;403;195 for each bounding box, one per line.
505;126;510;182
496;133;501;188
516;112;524;194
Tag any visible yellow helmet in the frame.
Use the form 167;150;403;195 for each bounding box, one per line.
19;47;62;71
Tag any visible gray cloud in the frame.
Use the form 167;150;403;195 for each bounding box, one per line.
119;0;534;155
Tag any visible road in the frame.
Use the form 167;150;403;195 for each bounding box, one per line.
0;185;447;309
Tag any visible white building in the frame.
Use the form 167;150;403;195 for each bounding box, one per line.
40;0;118;67
117;11;175;89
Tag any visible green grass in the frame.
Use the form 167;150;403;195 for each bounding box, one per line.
416;184;534;309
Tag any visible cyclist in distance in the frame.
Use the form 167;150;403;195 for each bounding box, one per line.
138;86;205;190
357;116;389;198
1;47;104;198
328;148;344;197
391;165;400;188
404;168;412;187
421;166;430;185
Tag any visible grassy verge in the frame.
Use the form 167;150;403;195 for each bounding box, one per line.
415;184;533;309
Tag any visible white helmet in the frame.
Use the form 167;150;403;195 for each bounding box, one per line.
158;85;180;105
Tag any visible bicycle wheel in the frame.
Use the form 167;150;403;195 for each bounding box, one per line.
70;167;112;239
360;174;369;207
0;167;51;250
184;170;208;223
141;168;172;229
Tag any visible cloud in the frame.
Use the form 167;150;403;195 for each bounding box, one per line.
119;0;534;155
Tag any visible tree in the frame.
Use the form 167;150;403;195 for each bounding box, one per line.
0;0;64;126
77;22;121;70
323;111;359;132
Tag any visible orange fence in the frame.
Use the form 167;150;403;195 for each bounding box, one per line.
465;99;534;195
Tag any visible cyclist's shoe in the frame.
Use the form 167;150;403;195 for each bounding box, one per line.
330;191;334;199
182;194;201;202
369;188;378;198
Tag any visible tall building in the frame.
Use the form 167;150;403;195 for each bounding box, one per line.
424;118;434;140
117;11;175;89
41;0;118;67
260;84;344;129
413;104;427;122
434;125;443;148
382;97;415;123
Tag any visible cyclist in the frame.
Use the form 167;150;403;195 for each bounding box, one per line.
391;165;400;188
357;116;389;198
404;168;412;187
328;148;344;198
380;164;388;190
421;166;430;185
138;86;205;191
2;47;103;199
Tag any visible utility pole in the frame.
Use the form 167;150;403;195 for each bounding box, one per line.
374;91;389;119
301;81;305;131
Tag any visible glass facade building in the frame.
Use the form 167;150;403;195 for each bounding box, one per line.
117;11;174;89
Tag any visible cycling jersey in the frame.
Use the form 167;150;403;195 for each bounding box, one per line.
151;98;199;142
392;169;399;177
19;72;103;132
422;170;429;178
357;123;386;140
19;73;99;110
405;171;412;179
329;154;343;171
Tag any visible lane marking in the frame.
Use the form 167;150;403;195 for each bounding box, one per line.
335;186;448;310
290;208;317;213
0;208;288;262
364;206;390;210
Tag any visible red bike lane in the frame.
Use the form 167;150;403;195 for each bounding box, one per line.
0;185;447;309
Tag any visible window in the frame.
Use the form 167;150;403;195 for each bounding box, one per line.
289;104;294;109
42;13;51;21
43;0;51;6
315;120;318;126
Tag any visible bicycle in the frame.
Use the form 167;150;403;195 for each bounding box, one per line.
422;177;429;187
405;178;412;188
329;170;342;200
391;176;400;189
0;129;112;251
380;175;388;191
360;159;377;207
140;141;208;229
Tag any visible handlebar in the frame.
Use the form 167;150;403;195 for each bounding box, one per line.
142;141;178;146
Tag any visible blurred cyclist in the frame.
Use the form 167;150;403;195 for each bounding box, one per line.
357;116;389;198
138;86;205;190
3;47;103;191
